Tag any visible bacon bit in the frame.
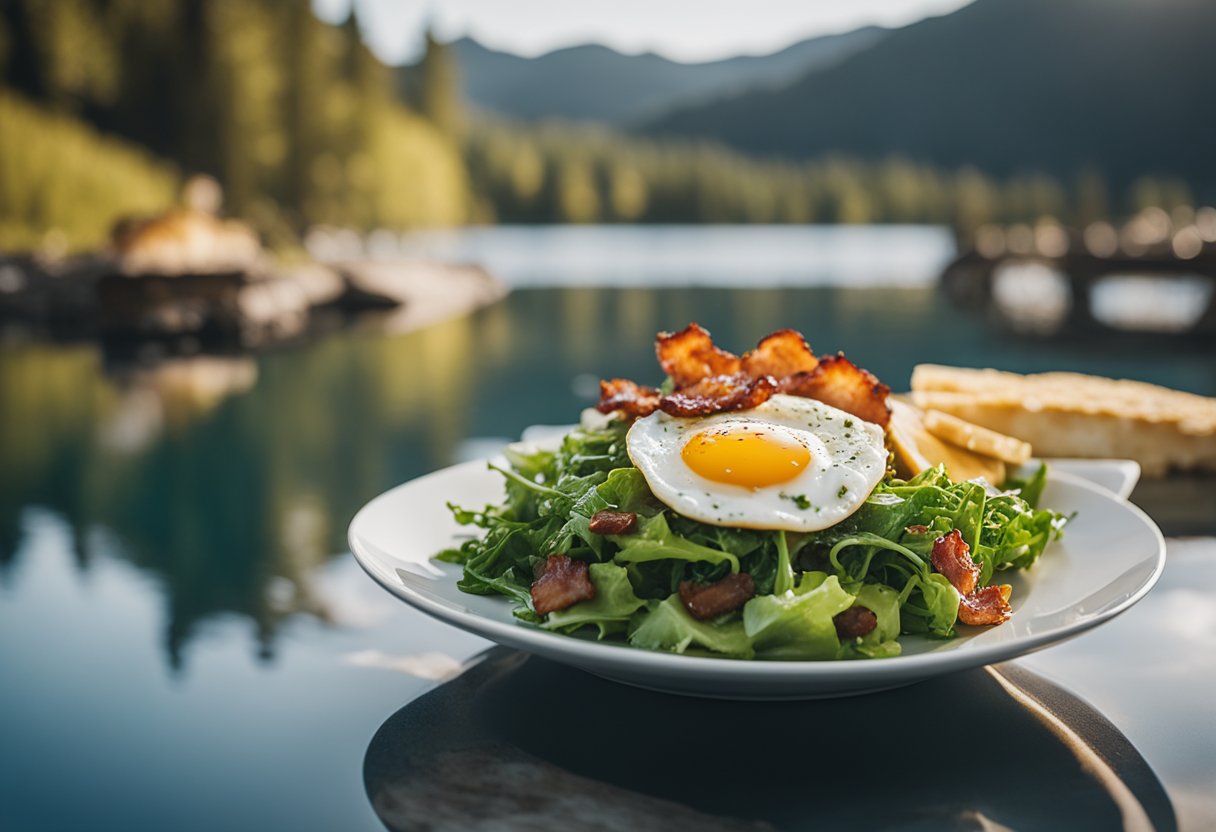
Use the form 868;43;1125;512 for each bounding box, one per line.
905;525;930;535
656;323;742;388
596;378;661;417
530;556;596;616
782;354;891;428
931;529;981;596
588;510;637;535
658;373;779;417
958;584;1013;625
740;329;819;380
678;572;756;620
833;606;879;640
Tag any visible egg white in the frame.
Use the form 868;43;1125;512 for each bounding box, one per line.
626;394;887;532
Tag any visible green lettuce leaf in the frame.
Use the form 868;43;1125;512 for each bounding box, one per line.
839;583;903;659
900;572;960;637
742;572;855;660
543;563;647;638
611;513;741;572
553;467;659;557
628;596;755;658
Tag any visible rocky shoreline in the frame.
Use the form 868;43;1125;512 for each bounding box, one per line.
0;253;507;350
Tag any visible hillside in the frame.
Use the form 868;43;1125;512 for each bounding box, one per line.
645;0;1216;199
430;28;886;124
0;90;179;251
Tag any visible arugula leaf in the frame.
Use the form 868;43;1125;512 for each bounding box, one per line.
1003;463;1048;508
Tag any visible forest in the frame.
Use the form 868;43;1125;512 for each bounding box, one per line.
0;0;1199;252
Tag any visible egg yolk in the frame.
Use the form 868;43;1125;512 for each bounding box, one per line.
681;425;811;489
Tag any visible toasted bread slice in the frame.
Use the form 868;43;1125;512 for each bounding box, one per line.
889;400;1007;485
911;365;1216;476
923;409;1033;464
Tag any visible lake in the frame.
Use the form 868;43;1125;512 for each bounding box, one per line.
1;225;1213;831
317;223;957;287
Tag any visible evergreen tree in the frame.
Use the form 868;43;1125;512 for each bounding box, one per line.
416;29;462;139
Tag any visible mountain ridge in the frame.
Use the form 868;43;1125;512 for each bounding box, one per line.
413;27;887;124
643;0;1216;197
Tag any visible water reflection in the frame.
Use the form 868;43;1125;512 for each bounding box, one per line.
364;647;1176;831
100;355;258;453
2;286;1214;669
0;314;484;666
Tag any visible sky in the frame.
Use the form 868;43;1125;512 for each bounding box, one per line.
312;0;975;66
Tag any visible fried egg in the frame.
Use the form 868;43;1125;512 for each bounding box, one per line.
626;394;887;531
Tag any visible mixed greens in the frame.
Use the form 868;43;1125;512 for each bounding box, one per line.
437;417;1069;660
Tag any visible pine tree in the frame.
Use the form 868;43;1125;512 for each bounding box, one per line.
416;29;462;139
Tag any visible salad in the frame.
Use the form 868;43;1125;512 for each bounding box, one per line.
437;325;1069;660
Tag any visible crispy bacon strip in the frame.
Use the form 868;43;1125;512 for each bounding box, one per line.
658;373;778;417
931;529;1014;627
588;510;637;535
530;555;596;616
833;606;878;640
740;329;819;380
783;354;891;428
958;584;1013;626
678;572;756;621
596;378;661;417
931;529;980;596
600;324;890;426
656;323;742;388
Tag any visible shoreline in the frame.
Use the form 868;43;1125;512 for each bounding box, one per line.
0;254;508;350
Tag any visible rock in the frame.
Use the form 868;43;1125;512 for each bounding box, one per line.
0;254;110;331
2;247;508;351
333;260;508;334
96;271;251;338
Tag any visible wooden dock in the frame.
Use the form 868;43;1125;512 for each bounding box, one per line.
941;249;1216;336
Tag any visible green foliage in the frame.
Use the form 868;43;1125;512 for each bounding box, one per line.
0;90;179;251
629;595;756;658
741;572;854;659
0;0;1201;237
1;0;469;241
463;117;1180;230
414;31;463;139
543;563;646;637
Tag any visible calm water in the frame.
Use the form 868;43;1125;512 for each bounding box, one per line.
2;228;1215;830
346;224;957;287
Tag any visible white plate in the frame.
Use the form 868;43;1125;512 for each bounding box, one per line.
349;458;1165;699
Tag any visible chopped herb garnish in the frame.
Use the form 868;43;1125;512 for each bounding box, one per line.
780;492;813;510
